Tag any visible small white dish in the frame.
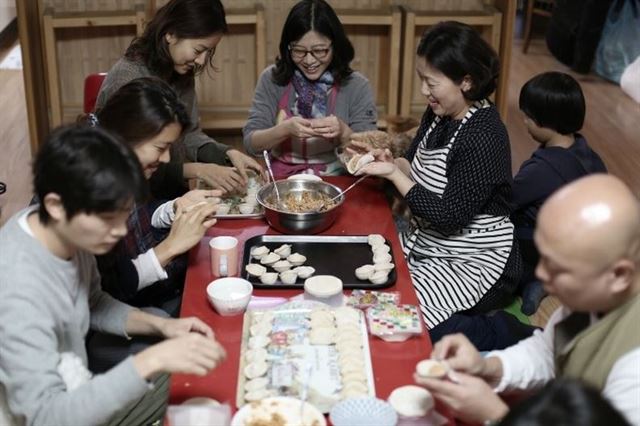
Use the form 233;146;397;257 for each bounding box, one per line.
206;277;253;316
330;397;397;426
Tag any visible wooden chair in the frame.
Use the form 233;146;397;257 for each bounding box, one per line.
522;0;555;53
83;73;107;114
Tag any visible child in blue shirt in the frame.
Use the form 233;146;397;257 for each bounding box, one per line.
512;72;607;314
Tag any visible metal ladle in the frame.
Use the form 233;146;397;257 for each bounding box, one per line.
315;175;367;212
262;150;282;207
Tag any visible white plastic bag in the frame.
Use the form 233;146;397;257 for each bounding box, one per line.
620;55;640;103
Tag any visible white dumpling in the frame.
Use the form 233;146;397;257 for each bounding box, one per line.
293;266;315;279
368;234;385;247
260;252;280;265
287;253;306;266
374;262;395;273
272;260;292;272
251;246;270;260
355;264;375;280
373;252;393;264
279;270;298;284
260;272;278;285
245;263;267;277
274;244;292;258
372;244;390;255
369;271;388;285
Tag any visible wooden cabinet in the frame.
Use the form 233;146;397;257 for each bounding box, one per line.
21;0;515;148
400;6;504;118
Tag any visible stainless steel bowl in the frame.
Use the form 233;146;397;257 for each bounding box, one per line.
256;179;344;234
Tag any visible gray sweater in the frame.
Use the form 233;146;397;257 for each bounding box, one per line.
96;58;230;163
0;208;149;426
242;65;378;155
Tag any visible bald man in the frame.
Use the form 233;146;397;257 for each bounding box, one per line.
415;174;640;424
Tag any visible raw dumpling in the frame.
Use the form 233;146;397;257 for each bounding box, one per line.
373;252;392;264
369;271;388;285
287;253;306;266
260;252;280;266
368;234;385;247
260;272;278;285
293;266;315;279
238;203;255;215
374;262;395;273
272;260;292;272
372;244;390;254
245;263;267;277
346;153;375;175
244;360;269;379
250;245;270;260
415;359;448;379
279;270;298;284
355;264;375;280
274;244;292;258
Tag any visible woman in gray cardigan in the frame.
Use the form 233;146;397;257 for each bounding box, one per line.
98;0;263;194
243;0;378;176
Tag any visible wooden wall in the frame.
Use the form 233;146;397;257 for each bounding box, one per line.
33;0;513;138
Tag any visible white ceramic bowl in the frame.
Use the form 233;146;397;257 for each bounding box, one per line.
206;277;253;316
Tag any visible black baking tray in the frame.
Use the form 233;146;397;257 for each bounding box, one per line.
241;235;396;289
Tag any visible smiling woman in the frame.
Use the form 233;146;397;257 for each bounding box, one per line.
243;0;378;177
353;21;527;351
95;0;264;197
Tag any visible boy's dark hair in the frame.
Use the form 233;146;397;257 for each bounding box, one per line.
272;0;354;85
94;77;191;147
33;125;147;224
417;21;499;101
499;379;630;426
519;71;585;134
125;0;227;82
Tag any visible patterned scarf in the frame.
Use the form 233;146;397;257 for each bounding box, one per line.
291;69;334;118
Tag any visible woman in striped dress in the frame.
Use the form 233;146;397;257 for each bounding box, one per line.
356;22;527;350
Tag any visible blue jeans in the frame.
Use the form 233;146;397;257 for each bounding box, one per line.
429;311;537;351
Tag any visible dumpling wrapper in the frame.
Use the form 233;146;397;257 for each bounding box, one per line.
415;359;448;379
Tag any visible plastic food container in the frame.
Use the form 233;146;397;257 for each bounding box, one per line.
304;275;343;307
366;304;422;342
347;290;400;309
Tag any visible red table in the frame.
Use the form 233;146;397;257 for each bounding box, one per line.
170;176;433;408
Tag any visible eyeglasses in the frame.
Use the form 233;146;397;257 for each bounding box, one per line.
289;44;332;60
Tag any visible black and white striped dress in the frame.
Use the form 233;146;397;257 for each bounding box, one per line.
401;100;516;329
